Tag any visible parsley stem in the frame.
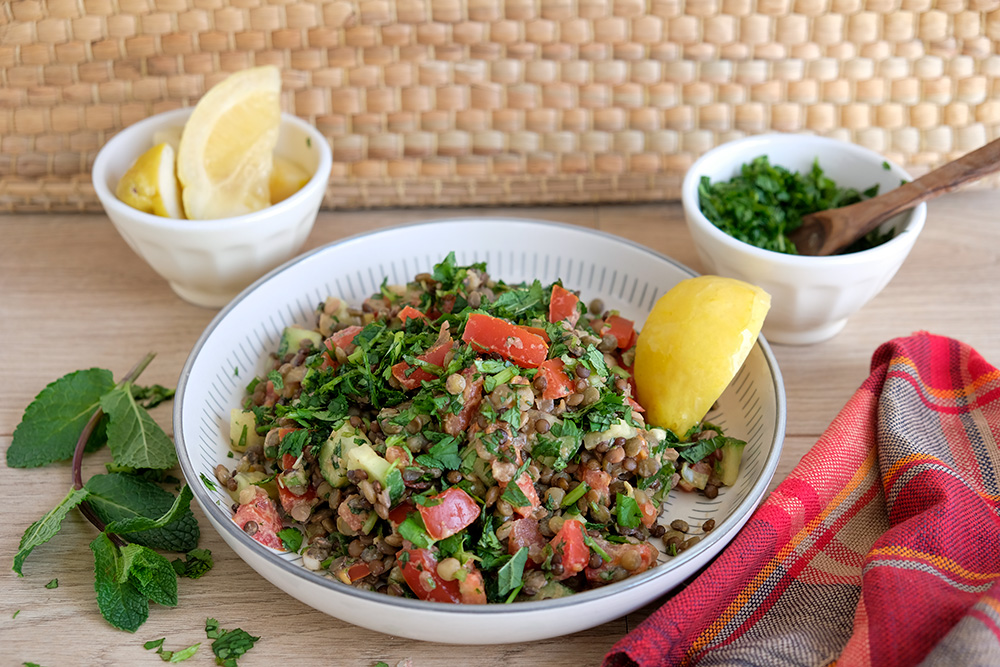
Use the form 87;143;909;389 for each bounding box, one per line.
71;353;156;547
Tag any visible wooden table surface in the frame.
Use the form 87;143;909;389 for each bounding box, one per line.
2;193;998;667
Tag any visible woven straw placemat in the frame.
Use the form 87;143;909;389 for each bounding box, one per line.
2;0;999;212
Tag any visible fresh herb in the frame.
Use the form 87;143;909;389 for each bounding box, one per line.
144;637;201;662
615;493;642;529
676;435;744;464
497;546;529;597
9;355;200;633
277;527;304;552
698;155;890;254
499;480;531;508
13;610;20;618
171;548;214;579
44;578;58;589
205;618;260;667
199;473;218;491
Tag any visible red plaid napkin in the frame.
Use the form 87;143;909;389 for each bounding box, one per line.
605;332;1000;667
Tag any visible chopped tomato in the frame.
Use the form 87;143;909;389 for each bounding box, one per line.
397;305;426;323
600;315;636;349
417;487;480;541
341;561;372;584
508;472;541;518
457;567;488;604
399;548;462;603
536;358;574;401
549;284;580;326
521;325;550;342
462;313;548;368
388;501;415;526
638;498;659;528
391;339;454;390
549;519;590;580
581;468;612;504
276;475;316;514
322;325;364;368
441;367;484;436
233;488;284;550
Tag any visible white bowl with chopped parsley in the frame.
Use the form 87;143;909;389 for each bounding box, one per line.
174;219;786;643
681;134;926;345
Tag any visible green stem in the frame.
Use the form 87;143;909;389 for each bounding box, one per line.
71;353;157;547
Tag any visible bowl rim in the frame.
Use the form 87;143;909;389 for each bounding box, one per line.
680;133;927;267
91;107;333;231
174;217;788;617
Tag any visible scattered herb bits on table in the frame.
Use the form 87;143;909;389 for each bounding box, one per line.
697;155;896;254
220;253;745;603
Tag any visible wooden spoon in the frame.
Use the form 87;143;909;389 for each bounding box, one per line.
788;137;1000;256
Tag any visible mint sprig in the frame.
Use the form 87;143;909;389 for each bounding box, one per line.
9;354;202;634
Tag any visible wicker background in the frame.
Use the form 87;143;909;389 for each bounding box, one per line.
2;0;1000;212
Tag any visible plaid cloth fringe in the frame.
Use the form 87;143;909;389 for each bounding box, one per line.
605;332;1000;667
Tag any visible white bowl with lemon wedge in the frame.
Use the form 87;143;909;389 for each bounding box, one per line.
175;219;786;643
92;66;332;308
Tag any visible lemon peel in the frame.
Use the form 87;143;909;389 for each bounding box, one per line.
633;275;771;437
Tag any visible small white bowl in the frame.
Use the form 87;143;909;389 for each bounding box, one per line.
681;134;926;345
92;107;332;308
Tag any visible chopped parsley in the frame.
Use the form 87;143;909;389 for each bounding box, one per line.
698;155;890;254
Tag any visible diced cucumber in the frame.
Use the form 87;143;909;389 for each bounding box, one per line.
583;419;637;450
527;581;576;600
229;409;263;452
715;439;747;487
680;461;709;490
228;471;277;501
318;423;371;488
346;442;405;504
277;325;323;356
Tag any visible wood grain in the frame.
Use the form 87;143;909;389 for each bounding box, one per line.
2;193;998;666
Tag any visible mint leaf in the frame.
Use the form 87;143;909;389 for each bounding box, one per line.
44;578;58;589
13;486;90;575
171;548;214;579
497;546;528;597
118;544;178;608
212;628;260;665
145;639;166;650
105;485;193;535
90;533;150;632
85;474;199;553
100;383;177;470
500;480;530;508
7;368;115;467
205;618;224;639
165;643;200;662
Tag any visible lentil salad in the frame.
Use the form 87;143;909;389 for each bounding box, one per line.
219;253;747;603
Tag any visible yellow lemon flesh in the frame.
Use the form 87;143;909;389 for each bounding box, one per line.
269;155;311;205
634;275;771;438
115;142;184;219
177;65;281;219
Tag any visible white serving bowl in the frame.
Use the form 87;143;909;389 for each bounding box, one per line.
681;134;926;345
175;219;786;644
92;107;332;308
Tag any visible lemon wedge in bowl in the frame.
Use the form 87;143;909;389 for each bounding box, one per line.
114;142;184;219
269;155;311;205
177;65;281;220
634;275;771;437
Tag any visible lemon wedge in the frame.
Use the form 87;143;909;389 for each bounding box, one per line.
269;155;311;205
115;142;184;218
633;275;771;437
177;66;281;219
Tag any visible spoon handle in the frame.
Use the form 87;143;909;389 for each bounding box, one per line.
794;136;1000;255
